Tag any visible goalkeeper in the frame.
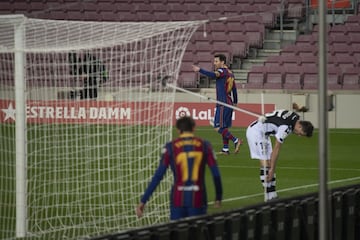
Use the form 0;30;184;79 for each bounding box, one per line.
136;116;222;220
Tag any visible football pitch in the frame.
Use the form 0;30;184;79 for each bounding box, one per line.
195;127;360;214
1;124;360;239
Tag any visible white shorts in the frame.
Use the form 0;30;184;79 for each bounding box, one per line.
246;121;272;160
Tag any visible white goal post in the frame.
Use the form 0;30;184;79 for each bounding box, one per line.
0;15;203;239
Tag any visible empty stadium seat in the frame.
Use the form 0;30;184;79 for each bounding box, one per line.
224;212;242;240
264;55;282;67
285;200;301;240
300;197;317;240
283;65;303;89
281;55;300;67
270;203;287;239
246;65;266;89
345;14;360;25
286;0;305;19
300;55;317;68
302;66;318;89
342;67;360;89
296;34;317;46
327;66;343;89
264;65;283;89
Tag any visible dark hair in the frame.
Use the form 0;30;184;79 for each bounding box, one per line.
176;116;195;133
300;121;314;137
214;54;226;64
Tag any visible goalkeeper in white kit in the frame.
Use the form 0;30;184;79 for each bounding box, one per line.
246;109;314;202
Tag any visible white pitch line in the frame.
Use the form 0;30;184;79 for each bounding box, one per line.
210;176;360;204
218;164;360;172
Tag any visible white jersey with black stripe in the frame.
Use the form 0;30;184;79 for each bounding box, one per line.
262;110;300;143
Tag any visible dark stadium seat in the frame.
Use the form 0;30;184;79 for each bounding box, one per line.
270;203;287;240
170;222;189;240
342;189;357;240
300;197;317;240
244;209;257;239
207;216;225;240
255;206;271;239
285;200;301;240
224;212;242;240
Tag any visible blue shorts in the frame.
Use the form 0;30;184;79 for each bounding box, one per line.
170;206;207;220
214;105;233;129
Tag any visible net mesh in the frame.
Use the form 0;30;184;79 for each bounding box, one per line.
0;15;203;239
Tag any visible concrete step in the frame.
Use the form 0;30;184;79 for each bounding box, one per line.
241;58;265;70
266;29;299;41
263;39;281;49
233;69;249;81
256;49;281;58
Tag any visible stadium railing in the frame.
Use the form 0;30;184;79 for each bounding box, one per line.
91;183;360;240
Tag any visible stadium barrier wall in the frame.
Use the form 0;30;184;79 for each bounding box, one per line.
92;184;360;240
1;88;359;128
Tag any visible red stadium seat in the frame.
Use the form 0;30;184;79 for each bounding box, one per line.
264;55;283;67
302;65;318;89
246;65;266;89
327;66;343;89
299;55;317;68
283;65;303;89
280;55;300;68
342;67;360;89
263;65;283;89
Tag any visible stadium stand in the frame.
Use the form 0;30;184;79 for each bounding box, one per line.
2;0;360;89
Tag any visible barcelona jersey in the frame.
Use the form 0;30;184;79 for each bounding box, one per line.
140;133;222;208
215;67;238;106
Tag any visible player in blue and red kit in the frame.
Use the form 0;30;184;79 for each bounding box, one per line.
136;116;222;220
192;54;242;155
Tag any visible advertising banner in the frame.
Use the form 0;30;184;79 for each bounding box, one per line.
0;100;275;127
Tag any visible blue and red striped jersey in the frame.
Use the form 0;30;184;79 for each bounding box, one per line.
215;67;238;106
141;133;222;208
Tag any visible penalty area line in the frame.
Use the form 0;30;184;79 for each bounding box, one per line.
210;176;360;204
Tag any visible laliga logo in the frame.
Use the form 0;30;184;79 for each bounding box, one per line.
175;107;191;119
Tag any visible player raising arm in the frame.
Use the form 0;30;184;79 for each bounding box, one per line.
192;54;242;155
246;109;314;202
136;116;222;220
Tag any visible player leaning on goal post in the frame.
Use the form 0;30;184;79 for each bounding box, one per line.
246;109;314;202
136;116;222;220
192;54;243;155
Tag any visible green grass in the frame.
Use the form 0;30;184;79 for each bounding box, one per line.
1;124;360;239
195;127;360;214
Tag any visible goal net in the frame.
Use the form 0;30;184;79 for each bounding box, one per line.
0;15;203;240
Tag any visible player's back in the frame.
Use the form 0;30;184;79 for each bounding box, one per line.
169;133;211;207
